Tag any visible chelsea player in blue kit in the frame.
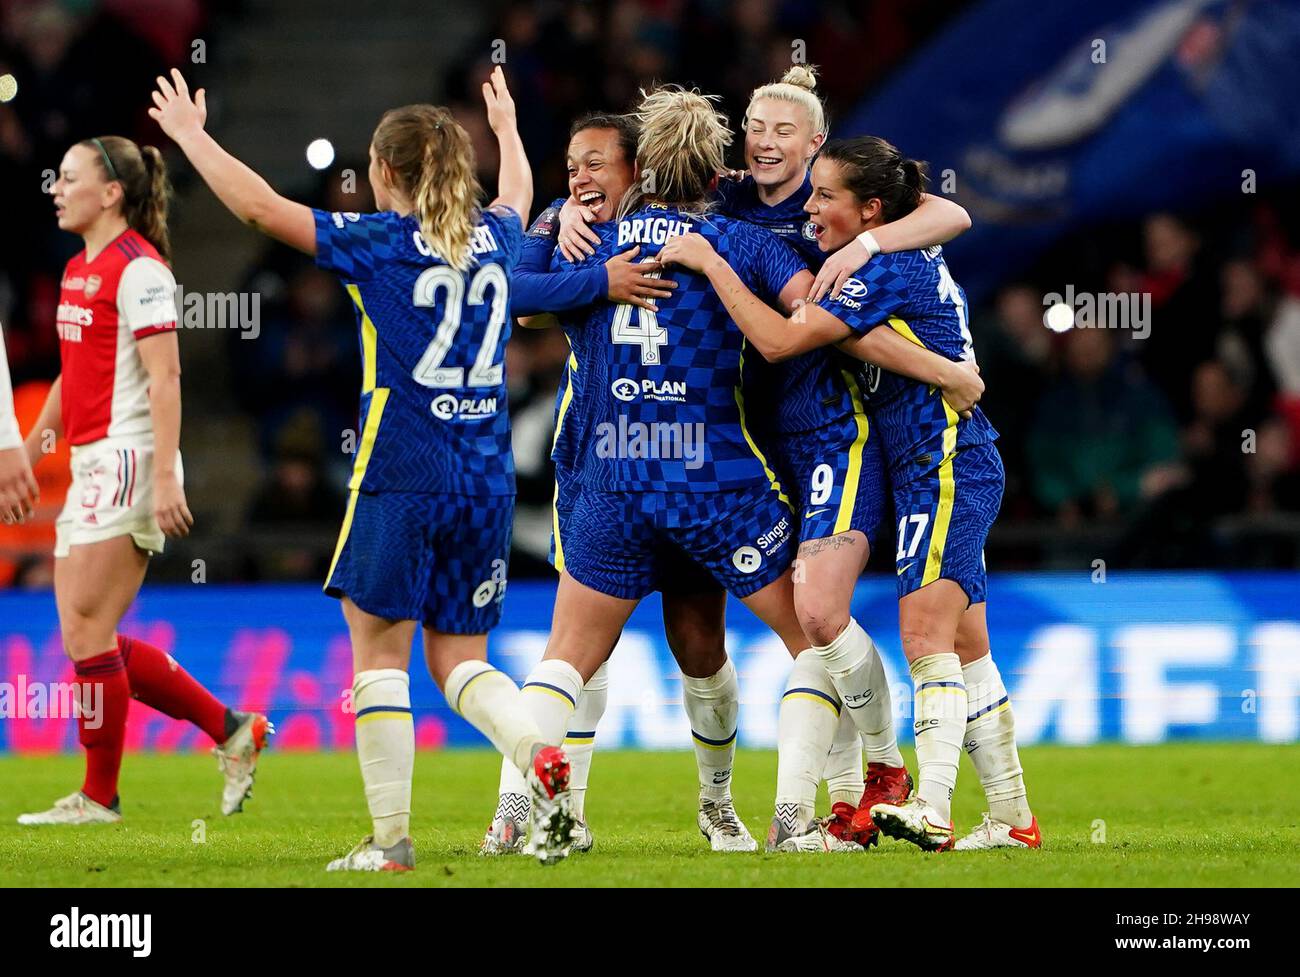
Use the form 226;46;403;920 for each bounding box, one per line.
554;71;981;852
152;67;583;867
505;88;834;814
485;113;758;853
721;67;981;851
663;135;1039;852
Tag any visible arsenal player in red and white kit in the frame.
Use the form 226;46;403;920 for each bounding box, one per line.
16;134;272;827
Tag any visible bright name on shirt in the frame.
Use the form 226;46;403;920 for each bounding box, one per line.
617;216;694;247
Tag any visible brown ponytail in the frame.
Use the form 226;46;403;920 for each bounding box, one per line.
819;136;927;223
80;135;172;261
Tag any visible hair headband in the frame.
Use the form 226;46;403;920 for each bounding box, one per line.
91;138;119;181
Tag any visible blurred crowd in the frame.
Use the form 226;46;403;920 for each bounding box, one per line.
978;201;1300;568
3;0;1299;585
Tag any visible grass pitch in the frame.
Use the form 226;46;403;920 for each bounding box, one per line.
1;744;1296;887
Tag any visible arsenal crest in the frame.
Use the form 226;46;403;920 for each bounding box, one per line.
85;274;102;298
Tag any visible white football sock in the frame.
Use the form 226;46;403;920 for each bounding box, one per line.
813;618;904;767
520;658;584;751
493;755;530;824
564;661;609;821
682;658;740;803
352;668;414;849
962;653;1032;828
776;650;840;828
910;652;966;823
444;660;544;775
823;705;864;807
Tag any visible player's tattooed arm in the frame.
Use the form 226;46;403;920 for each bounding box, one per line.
150;69;316;254
808;194;972;303
837;328;984;415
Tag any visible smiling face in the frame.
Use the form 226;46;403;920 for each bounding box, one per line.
52;144;122;235
744;97;822;195
804;156;882;253
566;127;633;222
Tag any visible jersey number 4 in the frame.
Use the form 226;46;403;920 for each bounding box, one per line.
411;263;507;388
610;263;668;365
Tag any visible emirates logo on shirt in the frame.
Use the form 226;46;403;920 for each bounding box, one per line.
85;274;102;298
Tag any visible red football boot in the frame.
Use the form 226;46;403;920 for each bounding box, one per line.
849;762;914;845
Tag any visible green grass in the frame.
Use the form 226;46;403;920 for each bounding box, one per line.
1;744;1297;887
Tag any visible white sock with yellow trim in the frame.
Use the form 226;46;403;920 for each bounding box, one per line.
962;653;1032;828
682;658;739;803
775;650;840;830
823;706;864;807
565;662;609;822
352;668;414;848
445;660;545;775
520;659;583;754
910;652;966;824
813;618;905;768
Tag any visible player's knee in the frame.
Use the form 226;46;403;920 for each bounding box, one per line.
794;587;849;647
60;611;113;660
665;622;727;677
899;623;950;663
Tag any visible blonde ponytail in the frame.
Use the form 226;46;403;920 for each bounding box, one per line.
373;105;482;271
618;86;732;218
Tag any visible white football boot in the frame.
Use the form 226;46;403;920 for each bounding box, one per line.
17;791;122;826
214;711;274;816
526;745;577;865
954;813;1042;851
776;806;866;853
571;820;594;853
697;796;758;852
479;792;529;856
325;835;415;872
870;795;955;852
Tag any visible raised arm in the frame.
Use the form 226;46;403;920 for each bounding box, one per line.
149;69;316;254
482;66;532;220
809;193;972;302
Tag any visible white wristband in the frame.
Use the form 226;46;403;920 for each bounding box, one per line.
856;230;881;257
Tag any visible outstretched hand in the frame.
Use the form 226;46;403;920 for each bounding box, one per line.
482;65;516;135
148;68;208;141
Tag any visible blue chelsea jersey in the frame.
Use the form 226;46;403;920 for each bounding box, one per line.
820;245;998;482
553;203;805;493
314;206;523;495
717;173;859;434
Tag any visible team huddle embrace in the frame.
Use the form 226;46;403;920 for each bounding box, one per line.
12;61;1041;868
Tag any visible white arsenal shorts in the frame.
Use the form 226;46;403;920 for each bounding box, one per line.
54;438;183;558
